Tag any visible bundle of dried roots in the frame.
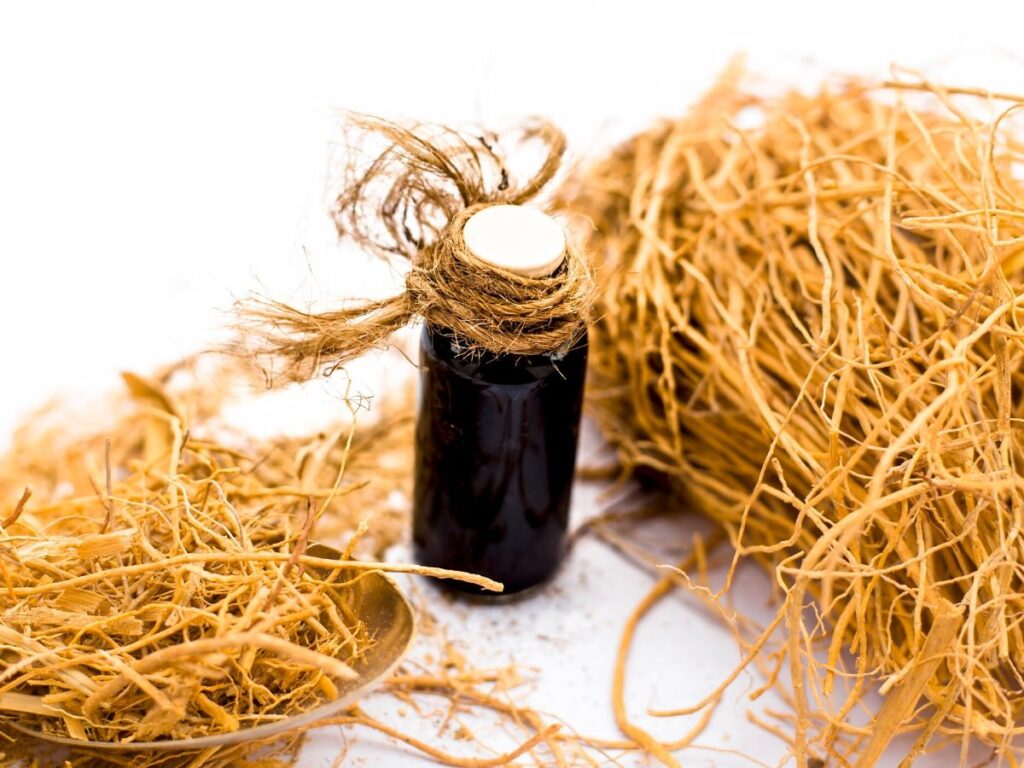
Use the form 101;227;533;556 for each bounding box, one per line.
563;68;1024;764
0;359;490;760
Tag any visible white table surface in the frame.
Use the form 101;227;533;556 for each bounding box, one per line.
4;3;1022;764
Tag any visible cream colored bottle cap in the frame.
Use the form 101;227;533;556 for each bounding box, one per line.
462;204;566;278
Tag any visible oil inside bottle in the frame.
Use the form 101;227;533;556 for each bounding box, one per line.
412;323;588;596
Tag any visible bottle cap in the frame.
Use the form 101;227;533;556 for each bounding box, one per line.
463;204;567;278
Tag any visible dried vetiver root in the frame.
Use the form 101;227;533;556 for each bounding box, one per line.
0;360;494;753
0;358;731;768
562;67;1024;764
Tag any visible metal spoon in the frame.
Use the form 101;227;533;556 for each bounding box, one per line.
9;543;415;751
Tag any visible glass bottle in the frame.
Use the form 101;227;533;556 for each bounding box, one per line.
411;205;588;596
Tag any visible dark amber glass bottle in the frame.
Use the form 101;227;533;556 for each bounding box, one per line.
412;324;588;596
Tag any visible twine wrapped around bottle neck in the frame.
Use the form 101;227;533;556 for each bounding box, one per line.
240;115;594;382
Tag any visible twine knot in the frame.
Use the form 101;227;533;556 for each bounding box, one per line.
239;115;593;382
404;204;592;357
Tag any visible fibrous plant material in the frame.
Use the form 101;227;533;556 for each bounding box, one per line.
562;67;1024;764
0;360;495;759
0;362;414;565
0;361;717;768
237;115;594;383
0;729;307;768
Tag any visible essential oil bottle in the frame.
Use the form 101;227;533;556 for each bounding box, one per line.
412;205;588;596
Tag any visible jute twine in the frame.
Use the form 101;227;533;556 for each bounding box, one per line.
241;115;594;381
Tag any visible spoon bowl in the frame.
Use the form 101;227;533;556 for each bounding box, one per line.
9;544;415;751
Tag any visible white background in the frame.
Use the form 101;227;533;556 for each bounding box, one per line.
3;2;1024;766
